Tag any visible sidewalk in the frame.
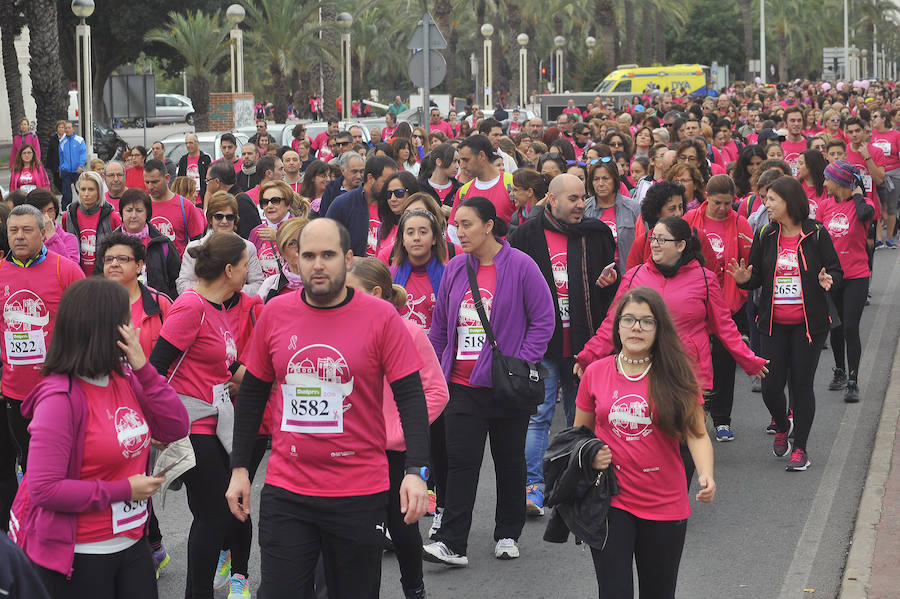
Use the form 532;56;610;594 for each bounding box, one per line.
839;335;900;599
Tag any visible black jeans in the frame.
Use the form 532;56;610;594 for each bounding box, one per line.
257;484;387;599
829;277;869;382
386;450;424;593
590;507;687;599
433;384;529;556
0;400;18;532
37;538;157;599
760;323;827;451
180;434;232;599
430;414;448;510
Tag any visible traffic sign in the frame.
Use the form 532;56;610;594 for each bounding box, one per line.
407;12;447;50
408;50;447;89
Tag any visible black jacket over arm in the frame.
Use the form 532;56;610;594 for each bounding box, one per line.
177;152;212;200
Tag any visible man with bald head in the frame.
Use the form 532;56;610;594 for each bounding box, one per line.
103;161;127;211
508;173;617;517
176;132;211;203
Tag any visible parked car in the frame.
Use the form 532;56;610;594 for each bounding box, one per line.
159;130;250;165
138;94;195;127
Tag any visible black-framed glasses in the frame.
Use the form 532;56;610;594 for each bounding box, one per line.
618;315;657;331
412;134;425;140
648;235;677;245
103;255;136;265
335;141;352;147
212;213;237;222
260;197;285;207
386;188;409;199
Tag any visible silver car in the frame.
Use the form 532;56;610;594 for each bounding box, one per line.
139;94;195;127
160;131;250;164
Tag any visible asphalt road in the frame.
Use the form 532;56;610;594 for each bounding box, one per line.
154;250;900;599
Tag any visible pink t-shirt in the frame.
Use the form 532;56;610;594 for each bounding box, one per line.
367;203;381;258
772;234;805;325
800;181;827;220
544;230;572;356
599;206;619;264
430;121;454;137
701;216;727;267
242;289;422;497
399;266;436;334
105;192;120;213
449;176;515;226
185;156;202;203
871;128;900;171
818;195;871;280
576;356;692;521
430;179;454;204
782;139;808;176
76;374;152;543
450;264;496;386
159;290;236;435
845;144;886;207
76;210;101;274
150;194;207;255
0;253;85;400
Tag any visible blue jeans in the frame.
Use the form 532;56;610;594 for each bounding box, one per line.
60;170;79;210
525;357;577;489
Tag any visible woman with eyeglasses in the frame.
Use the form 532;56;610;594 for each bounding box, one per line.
249;180;310;279
664;163;705;211
674;139;712;182
377;171;421;254
178;191;265;296
584;158;639;273
9;143;50;193
574;286;715;599
603;131;632;159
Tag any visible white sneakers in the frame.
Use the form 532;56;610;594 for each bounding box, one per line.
422;542;469;567
494;538;519;560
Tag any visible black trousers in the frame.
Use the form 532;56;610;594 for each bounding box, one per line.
433;384;529;556
386;450;424;593
590;507;687;599
5;398;29;474
37;538;157;599
709;308;747;427
430;414;448;510
180;434;232;599
761;323;826;451
257;484;387;599
228;436;269;577
829;277;869;381
0;400;18;532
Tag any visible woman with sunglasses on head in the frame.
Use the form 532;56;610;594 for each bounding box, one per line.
378;171;420;254
257;217;309;303
574;287;715;599
178;191;265;296
584;158;639;273
249;181;310;280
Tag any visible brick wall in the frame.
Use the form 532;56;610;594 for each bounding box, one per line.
208;93;255;131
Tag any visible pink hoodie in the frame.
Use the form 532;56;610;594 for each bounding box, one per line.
383;319;449;451
11;363;189;576
43;227;80;265
577;259;766;388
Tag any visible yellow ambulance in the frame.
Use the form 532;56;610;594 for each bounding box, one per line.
592;64;709;95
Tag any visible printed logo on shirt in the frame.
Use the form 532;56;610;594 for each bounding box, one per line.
114;406;151;459
872;140;892;157
706;232;725;259
258;244;279;277
285;343;355;403
367;219;380;257
550;252;569;292
401;291;436;331
80;228;96;261
150;216;176;241
458;288;493;326
3;290;48;332
777;247;799;272
603;218;618;241
607;390;653;441
809;199;818;220
827;213;850;238
223;329;237;367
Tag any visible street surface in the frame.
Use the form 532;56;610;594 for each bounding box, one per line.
152;250;900;598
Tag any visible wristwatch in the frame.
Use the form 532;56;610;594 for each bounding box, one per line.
405;466;430;481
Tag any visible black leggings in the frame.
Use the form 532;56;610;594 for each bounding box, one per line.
37;538;157;599
0;401;18;532
5;398;29;473
761;323;826;451
829;277;869;381
386;450;424;594
590;507;687;599
430;414;448;509
180;434;232;599
228;436;269;578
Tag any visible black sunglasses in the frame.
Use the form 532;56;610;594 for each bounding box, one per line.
386;189;409;199
212;213;236;222
260;197;285;207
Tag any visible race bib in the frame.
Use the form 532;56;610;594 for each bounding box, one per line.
4;330;46;365
863;174;873;193
280;383;343;434
774;276;802;304
111;499;148;534
212;383;230;408
558;296;570;328
456;325;486;360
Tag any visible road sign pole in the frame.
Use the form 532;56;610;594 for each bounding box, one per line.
424;16;430;122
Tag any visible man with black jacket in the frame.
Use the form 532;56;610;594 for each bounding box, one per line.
508;173;618;517
176;133;212;203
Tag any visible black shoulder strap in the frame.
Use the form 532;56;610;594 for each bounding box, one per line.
466;259;499;351
628;263;643;287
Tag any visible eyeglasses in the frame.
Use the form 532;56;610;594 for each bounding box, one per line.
648;235;678;245
386;188;409;199
678;154;699;163
609;141;624;148
335;141;352;147
618;315;658;331
412;134;424;140
212;213;236;222
103;255;136;265
260;197;285;207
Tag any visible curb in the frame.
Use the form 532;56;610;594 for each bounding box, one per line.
838;335;900;598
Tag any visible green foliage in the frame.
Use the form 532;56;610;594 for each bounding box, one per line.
666;0;745;71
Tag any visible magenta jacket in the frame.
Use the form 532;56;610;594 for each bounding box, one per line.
577;259;766;388
43;228;80;265
9;133;41;170
9;165;50;192
15;363;189;576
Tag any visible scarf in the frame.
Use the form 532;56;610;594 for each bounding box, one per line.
282;263;304;290
122;224;150;241
653;253;694;278
542;208;593;331
79;202;101;216
392;255;444;296
242;163;257;175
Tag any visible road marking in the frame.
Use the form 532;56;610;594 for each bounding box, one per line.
777;262;900;599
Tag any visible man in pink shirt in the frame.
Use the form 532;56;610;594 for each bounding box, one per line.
429;108;454;138
781;107;809;176
312;119;339;154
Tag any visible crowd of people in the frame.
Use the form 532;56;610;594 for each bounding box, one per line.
0;75;896;598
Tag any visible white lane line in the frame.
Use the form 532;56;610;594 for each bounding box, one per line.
777;261;900;599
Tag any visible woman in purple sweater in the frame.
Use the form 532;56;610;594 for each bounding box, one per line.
9;278;189;598
424;196;555;567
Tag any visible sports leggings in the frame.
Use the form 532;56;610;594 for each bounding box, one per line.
0;401;18;532
386;450;424;594
590;507;687;599
829;277;869;382
760;323;826;451
430;414;448;509
37;538;157;599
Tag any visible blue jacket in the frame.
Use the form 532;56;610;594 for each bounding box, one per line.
325;186;369;256
58;134;87;173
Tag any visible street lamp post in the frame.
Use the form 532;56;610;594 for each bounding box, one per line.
517;33;529;110
338;12;353;121
554;35;565;94
844;0;849;82
760;0;766;84
72;0;94;160
585;36;596;59
226;4;245;94
862;49;869;79
481;24;494;109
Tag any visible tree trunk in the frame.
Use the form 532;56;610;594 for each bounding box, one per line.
190;74;210;132
624;0;636;64
595;0;617;72
654;7;666;64
641;2;652;65
739;0;754;80
0;0;25;138
26;0;67;161
291;68;309;119
434;0;455;94
777;29;788;81
320;5;338;121
271;62;287;124
505;0;522;108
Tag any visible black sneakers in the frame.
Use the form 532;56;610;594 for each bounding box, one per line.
829;368;847;391
844;380;860;403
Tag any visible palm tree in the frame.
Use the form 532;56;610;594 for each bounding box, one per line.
25;0;66;161
0;0;25;137
145;11;230;132
320;3;338;120
594;0;618;71
738;0;754;79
